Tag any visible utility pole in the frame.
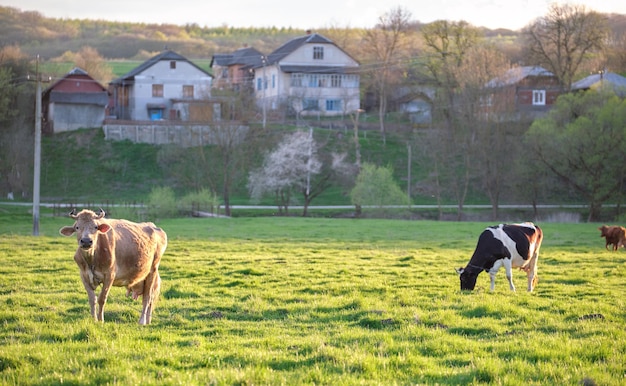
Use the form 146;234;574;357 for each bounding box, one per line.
407;143;412;208
351;109;364;217
32;55;42;236
352;109;364;169
261;55;267;129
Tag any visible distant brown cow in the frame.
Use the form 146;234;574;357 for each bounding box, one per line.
60;209;167;324
598;225;626;251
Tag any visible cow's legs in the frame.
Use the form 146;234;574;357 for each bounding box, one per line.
488;260;504;291
144;273;161;325
526;255;539;292
79;270;98;320
488;267;498;291
502;259;515;291
82;281;98;320
97;278;114;322
139;269;161;325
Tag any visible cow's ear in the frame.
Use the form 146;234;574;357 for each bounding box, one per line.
97;223;111;233
59;226;75;236
455;267;465;275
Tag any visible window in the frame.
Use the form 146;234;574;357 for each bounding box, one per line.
152;84;164;97
183;85;194;98
170;61;176;69
326;99;342;111
303;99;319;111
343;75;359;88
272;75;276;88
313;46;324;60
331;75;342;88
257;77;262;91
291;74;303;87
308;75;319;88
532;90;546;106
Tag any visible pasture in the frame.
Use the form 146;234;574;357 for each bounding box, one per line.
0;213;625;385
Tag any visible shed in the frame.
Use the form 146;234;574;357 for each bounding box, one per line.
42;67;109;133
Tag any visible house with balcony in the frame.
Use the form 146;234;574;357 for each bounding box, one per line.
252;32;360;117
108;50;214;122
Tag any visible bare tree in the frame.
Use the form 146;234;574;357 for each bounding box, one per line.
420;20;482;220
455;45;514;220
605;14;626;75
362;6;412;142
523;3;608;91
74;46;115;84
0;46;33;198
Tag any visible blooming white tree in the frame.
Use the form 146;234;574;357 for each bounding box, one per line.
248;131;322;214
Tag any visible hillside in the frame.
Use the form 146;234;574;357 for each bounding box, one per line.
0;5;526;62
0;6;334;60
37;126;429;208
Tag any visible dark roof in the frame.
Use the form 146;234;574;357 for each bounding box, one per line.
48;91;108;105
211;47;265;68
487;66;554;87
110;50;212;84
279;65;358;74
571;72;626;96
43;67;107;95
258;33;357;68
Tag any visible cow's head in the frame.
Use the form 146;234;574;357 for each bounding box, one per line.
59;208;111;250
455;267;479;291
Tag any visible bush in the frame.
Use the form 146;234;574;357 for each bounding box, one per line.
179;189;220;215
350;163;410;217
146;186;178;220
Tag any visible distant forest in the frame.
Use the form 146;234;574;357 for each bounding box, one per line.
0;5;346;60
3;5;626;73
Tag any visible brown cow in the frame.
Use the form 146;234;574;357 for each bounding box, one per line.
598;225;626;251
59;209;167;324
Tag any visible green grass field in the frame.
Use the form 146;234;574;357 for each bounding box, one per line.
0;210;624;384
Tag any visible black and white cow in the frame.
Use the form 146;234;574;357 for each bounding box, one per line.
456;222;543;292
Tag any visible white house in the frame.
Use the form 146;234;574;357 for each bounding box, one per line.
254;32;360;117
109;50;213;121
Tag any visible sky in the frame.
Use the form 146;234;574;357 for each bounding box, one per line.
2;0;626;31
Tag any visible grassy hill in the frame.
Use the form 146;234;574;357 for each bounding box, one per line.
38;125;431;209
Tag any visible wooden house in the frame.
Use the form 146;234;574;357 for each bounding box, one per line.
485;66;562;120
42;67;109;133
210;46;264;91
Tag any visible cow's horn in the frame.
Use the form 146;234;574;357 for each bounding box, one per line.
96;208;105;219
69;209;78;219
